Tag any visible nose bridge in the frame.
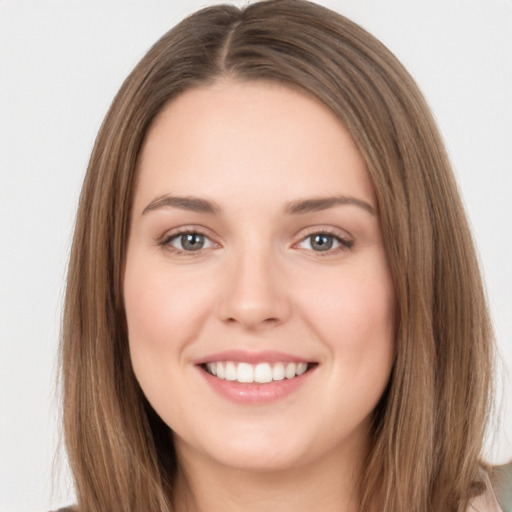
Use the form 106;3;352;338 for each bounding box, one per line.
218;239;290;329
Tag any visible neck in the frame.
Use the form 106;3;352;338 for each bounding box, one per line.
172;439;367;512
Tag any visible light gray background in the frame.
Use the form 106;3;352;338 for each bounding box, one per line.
1;1;511;510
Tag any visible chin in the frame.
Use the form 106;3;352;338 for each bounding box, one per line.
174;421;313;474
207;444;308;474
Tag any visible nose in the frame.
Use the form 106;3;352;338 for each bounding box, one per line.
217;246;291;331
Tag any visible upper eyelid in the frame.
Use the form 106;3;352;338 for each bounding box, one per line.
159;225;217;243
293;225;354;242
295;233;352;248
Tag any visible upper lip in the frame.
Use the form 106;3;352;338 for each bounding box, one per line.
193;350;314;365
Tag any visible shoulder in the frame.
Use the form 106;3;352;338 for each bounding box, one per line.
467;472;503;512
468;492;503;512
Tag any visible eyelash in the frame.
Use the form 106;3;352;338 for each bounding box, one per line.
158;228;354;256
159;228;216;256
294;229;354;254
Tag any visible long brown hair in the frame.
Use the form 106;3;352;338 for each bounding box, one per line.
61;1;494;511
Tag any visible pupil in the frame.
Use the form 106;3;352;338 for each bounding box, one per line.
182;233;204;251
312;234;332;251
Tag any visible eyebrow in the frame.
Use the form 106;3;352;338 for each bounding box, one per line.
285;196;375;216
141;194;375;216
142;195;221;215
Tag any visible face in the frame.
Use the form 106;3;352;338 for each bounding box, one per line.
124;80;396;474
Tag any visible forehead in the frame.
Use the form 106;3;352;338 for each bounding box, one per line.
134;80;376;213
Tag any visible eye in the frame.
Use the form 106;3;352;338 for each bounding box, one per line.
296;232;353;253
164;231;215;253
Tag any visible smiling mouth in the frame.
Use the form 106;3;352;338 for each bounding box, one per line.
201;361;317;384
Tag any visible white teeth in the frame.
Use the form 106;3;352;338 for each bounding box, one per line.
285;362;296;379
272;362;285;381
254;363;272;383
204;361;311;383
216;362;225;379
237;362;254;383
225;362;237;381
296;362;307;375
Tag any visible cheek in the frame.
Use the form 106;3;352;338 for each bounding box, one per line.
307;260;394;322
298;257;396;372
123;257;216;369
123;257;222;424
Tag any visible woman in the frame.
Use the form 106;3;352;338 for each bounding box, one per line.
60;1;499;511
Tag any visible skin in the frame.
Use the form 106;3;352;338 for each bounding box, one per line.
124;80;396;512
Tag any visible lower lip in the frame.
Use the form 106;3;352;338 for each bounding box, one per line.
197;366;315;404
